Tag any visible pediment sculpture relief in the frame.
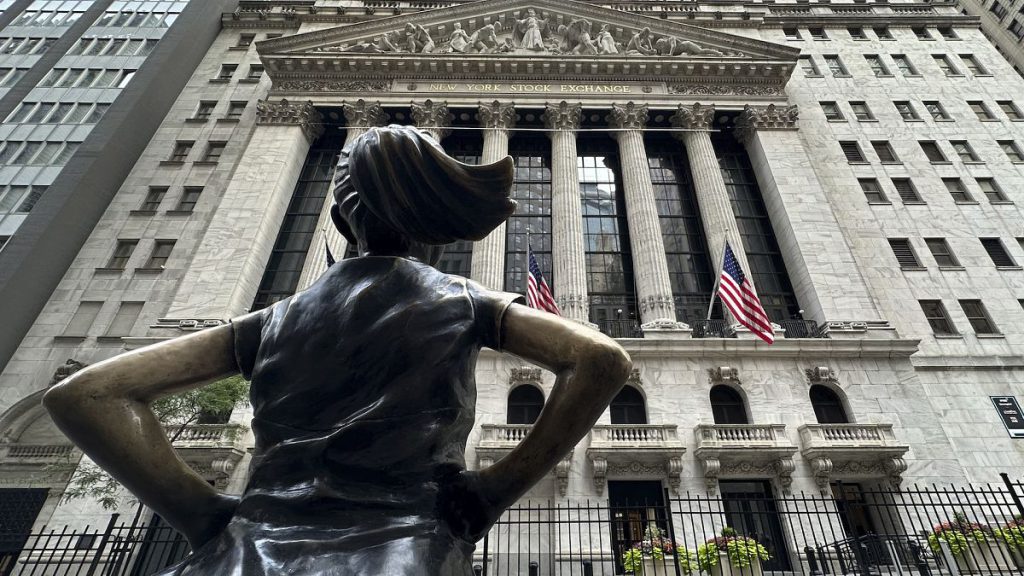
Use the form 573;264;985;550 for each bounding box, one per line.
315;11;740;57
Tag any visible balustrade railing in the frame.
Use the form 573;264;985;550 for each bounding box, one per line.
695;424;791;448
590;424;680;448
778;319;828;339
0;444;75;460
166;424;243;447
594;319;643;339
691;319;734;338
799;423;900;448
478;424;532;447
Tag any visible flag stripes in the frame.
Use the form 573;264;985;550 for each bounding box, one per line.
717;243;774;344
527;243;560;315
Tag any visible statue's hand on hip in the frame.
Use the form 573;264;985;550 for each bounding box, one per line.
438;470;503;544
180;493;240;549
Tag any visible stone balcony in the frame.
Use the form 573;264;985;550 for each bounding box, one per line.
693;424;798;493
167;423;247;487
798;423;910;491
586;424;686;494
0;443;75;466
476;424;573;495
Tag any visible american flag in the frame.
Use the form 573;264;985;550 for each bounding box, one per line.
717;242;774;344
526;244;560;315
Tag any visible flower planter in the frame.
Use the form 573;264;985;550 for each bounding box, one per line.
708;551;764;576
640;557;676;575
958;540;1014;573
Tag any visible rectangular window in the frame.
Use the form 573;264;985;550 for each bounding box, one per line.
107;240;137;270
169;141;192;162
981;238;1017;267
176;187;202;212
977;178;1008;203
237;33;255;47
10;142;42;164
144;240;175;268
892;178;922;203
960;54;988;75
809;27;828;40
61;301;102;337
865;54;890;76
920;300;956;335
926;238;960;267
5;102;34;123
913;27;933;40
1011;18;1024;41
874;26;894;40
0;68;27;87
216;64;236;80
895;101;920;121
823;55;848;76
969;101;995;121
933;55;960;76
104;302;144;337
951;141;980;162
26;103;54;123
226;101;246;119
29;143;61;166
943;178;973;202
859;178;887;203
924;101;950;120
16;185;45;212
201;142;226;162
783;28;801;40
892;54;918;76
820;101;844;121
999;140;1024;162
104;38;127;56
938;26;958;39
849;101;874;120
840;141;866;163
0;236;8;251
959;300;999;334
848;27;866;40
889;238;922;269
246;64;264;80
193;101;215;120
919;141;947;162
998;100;1023;120
140;187;166;211
85;104;109;123
48;103;73;123
0;186;28;212
872;141;899;163
798;56;821;76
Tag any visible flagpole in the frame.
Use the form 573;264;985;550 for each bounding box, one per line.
707;231;730;321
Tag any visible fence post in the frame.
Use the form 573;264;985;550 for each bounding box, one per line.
805;546;823;576
852;541;872;576
473;565;483;576
834;543;848;575
906;540;930;576
582;559;594;576
85;513;120;576
1001;472;1024;519
481;533;489;576
662;488;683;576
529;560;539;576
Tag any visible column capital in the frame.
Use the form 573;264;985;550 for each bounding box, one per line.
256;99;324;142
734;103;799;143
411;99;453;140
669;103;715;135
477;101;516;129
608;102;648;131
542;101;582;132
342;99;386;129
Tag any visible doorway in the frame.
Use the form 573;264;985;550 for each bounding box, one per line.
719;480;792;571
832;482;891;567
608;481;666;574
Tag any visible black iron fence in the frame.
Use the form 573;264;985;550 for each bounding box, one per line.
4;477;1024;575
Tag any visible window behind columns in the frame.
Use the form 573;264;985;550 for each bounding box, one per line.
435;130;481;277
714;138;800;320
577;137;637;334
645;135;719;324
504;132;553;295
252;127;346;310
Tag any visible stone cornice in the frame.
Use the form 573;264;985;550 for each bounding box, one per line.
543;101;582;131
734;103;798;142
256;99;324;142
342;99;386;128
478;101;516;129
609;102;648;130
670;102;715;131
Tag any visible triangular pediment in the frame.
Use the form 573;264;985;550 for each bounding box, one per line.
257;0;799;84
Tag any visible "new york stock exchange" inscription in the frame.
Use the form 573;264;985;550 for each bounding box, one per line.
417;82;651;94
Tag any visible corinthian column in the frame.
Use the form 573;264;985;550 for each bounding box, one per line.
470;101;515;290
411;99;453;142
543;101;590;324
296;100;385;291
609;102;688;333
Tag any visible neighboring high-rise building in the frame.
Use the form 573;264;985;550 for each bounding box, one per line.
2;0;1024;572
957;0;1024;77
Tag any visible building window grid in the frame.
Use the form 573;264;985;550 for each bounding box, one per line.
168;141;192;162
226;102;246;119
144;240;175;269
943;178;973;202
61;301;102;337
823;55;848;76
840;141;867;163
924;101;950;120
872;141;899;163
865;54;890;76
998;101;1024;120
999;141;1024;162
107;240;137;270
436;142;482;278
859;178;887;203
201;142;226;163
920;300;957;335
874;27;894;40
892;178;922;203
848;27;866;40
977;178;1009;203
193;101;215;121
969;101;996;121
140;187;166;211
809;27;829;40
933;55;960;76
104;302;144;338
895;101;921;121
505;136;553;295
951;141;980;162
892;54;918;76
246;65;264;80
913;27;933;40
981;238;1017;267
960;54;988;75
925;238;960;267
888;238;923;269
175;187;202;212
216;64;236;80
849;101;874;121
820;101;844;121
959;300;999;334
920;141;948;162
799;56;821;76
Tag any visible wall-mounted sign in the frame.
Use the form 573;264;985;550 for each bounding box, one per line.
991;396;1024;439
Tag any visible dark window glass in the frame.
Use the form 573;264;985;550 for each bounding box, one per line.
507;385;544;425
859;179;886;203
140;187;166;211
145;240;175;268
925;238;959;267
610;386;647;425
710;385;748;424
840;141;866;162
981;238;1016;267
437;134;481;277
919;300;956;335
919;141;946;162
504;133;552;295
176;187;202;212
871;141;898;162
107;240;137;269
888;238;921;268
892;178;922;203
810;385;849;424
943;178;972;202
959;300;998;334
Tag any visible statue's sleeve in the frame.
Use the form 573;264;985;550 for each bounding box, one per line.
468;282;525;352
230;310;266;380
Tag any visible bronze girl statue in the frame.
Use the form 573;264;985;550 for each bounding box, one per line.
45;125;631;575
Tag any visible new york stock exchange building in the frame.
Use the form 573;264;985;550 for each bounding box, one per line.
4;0;1024;573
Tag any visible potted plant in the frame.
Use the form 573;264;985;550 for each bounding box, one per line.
622;526;680;575
681;527;770;576
1001;515;1024;568
928;512;1013;572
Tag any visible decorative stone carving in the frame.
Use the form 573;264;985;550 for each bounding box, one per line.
542;101;582;132
591;456;608;493
885;456;907;486
666;457;683;494
608;102;648;131
733;104;799;143
701;456;721;494
514;9;550;51
510;366;543;386
805;366;837;384
826;321;869;333
342;99;386;129
555;457;572;496
276;80;391;92
596;24;618;54
556;294;589;319
256;99;324;142
625;27;656;55
477;101;516;130
666;84;785;97
670;103;715;132
708;366;740;385
49;359;86;387
410;100;454;140
810;456;833;492
402;23;435;53
557;18;599;54
626;368;641;387
775;457;795;494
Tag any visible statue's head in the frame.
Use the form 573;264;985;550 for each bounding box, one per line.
527;9;536;16
331;125;515;266
453;22;462;30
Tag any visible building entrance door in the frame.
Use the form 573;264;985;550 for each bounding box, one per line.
719;480;792;571
608;481;665;575
832;482;891;568
0;488;48;576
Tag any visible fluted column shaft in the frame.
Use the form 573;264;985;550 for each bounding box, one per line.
609;103;684;329
470;101;515;289
544;102;590;324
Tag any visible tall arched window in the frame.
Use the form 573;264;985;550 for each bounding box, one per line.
809;385;850;424
710;385;748;424
610;386;647;424
507;385;544;425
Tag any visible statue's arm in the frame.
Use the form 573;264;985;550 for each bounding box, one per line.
43;324;241;547
478;303;631;507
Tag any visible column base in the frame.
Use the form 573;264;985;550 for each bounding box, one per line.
641;319;692;340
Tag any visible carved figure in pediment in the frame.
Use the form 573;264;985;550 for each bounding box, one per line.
403;23;435;53
468;22;501;53
558;18;598;55
596;24;618;54
655;36;725;57
626;27;656;55
447;22;471;53
514;9;549;51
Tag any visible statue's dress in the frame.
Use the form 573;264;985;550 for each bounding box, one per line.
160;256;521;576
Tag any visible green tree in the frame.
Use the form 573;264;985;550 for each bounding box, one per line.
60;375;249;509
